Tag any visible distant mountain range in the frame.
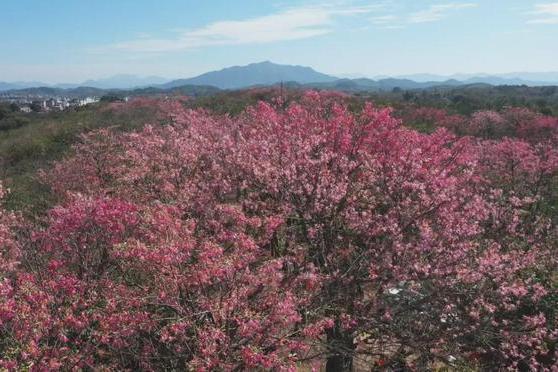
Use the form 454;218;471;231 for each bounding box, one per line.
0;75;168;92
161;61;337;89
70;74;168;90
392;72;558;85
1;61;558;96
0;81;47;91
0;85;221;99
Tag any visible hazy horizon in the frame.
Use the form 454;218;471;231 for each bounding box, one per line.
1;0;557;83
4;62;558;85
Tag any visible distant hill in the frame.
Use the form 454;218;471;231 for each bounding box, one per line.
1;86;107;98
77;74;168;90
2;62;558;97
157;62;558;91
161;61;338;90
395;73;558;86
0;81;48;91
0;75;169;92
2;85;220;98
301;77;463;91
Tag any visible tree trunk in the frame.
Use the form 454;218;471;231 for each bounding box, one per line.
325;324;355;372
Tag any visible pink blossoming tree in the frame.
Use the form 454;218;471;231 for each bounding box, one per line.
1;92;557;370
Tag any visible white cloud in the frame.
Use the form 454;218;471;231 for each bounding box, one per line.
408;3;477;23
528;3;558;24
370;15;399;25
102;4;381;53
370;2;477;29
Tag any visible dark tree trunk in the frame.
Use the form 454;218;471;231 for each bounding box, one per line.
325;324;355;372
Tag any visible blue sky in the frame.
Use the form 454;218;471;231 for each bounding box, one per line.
1;0;557;83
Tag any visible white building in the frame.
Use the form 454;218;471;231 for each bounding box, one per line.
79;97;99;106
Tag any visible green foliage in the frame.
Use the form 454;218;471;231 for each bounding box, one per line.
0;103;159;217
362;85;558;116
99;95;124;103
405;121;438;134
0;103;30;131
188;90;274;116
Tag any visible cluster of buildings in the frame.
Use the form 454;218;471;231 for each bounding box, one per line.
0;94;100;113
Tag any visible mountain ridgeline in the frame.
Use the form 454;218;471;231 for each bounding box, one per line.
2;62;558;96
161;61;338;89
